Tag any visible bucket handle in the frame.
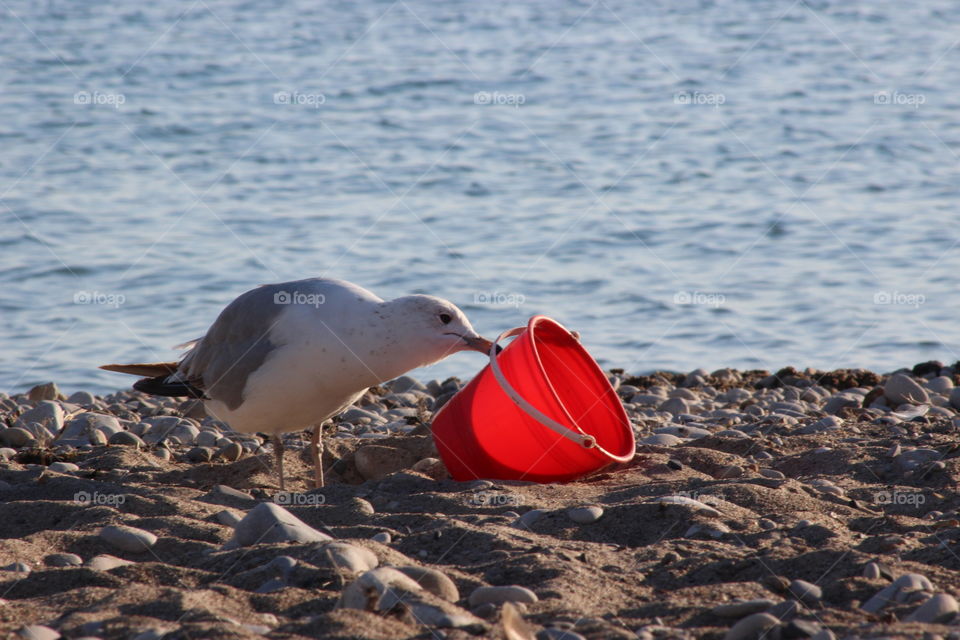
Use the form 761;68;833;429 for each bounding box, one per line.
487;326;597;449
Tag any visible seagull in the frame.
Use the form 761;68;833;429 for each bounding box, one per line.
101;278;494;490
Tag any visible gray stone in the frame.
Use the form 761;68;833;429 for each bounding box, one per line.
67;391;97;405
0;427;36;447
3;561;31;572
372;531;392;543
99;525;158;552
468;585;538;607
514;509;548;529
396;565;460;602
48;461;79;473
656;425;712;439
861;573;934;613
59;413;122;446
658;397;690;416
44;553;83;567
186;446;214;462
822;394;860;415
216;509;243;527
567;505;603;524
27;382;60;402
862;562;881;579
788;579;822;605
640;433;684;447
215;441;243;461
884;373;929;406
723;613;780;640
317;542;378;574
195;430;220;447
338;567;481;628
17;625;60;640
905;593;958;623
895;448;941;473
765;599;803;622
108;431;145;447
16;401;64;432
86;554;134;571
228;502;332;547
926;376;954;394
387;375;428;393
950;387;960;411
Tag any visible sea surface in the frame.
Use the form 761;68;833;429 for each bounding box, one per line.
2;0;959;394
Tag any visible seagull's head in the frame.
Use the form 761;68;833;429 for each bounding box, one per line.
389;295;496;362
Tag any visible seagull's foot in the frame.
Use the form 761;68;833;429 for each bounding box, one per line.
272;433;286;493
310;423;325;489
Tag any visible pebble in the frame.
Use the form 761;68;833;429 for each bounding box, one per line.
788;579;822;605
86;554;134;571
3;561;31;572
640;433;684;447
862;562;881;579
657;397;690;416
186;446;214;462
17;625;60;640
371;531;392;543
567;505;603;524
67;390;96;405
514;509;548;529
949;387;960;410
396;565;460;602
905;593;959;623
861;573;934;613
0;427;36;447
884;373;929;406
99;525;158;552
711;599;777;618
722;612;779;640
27;382;60;402
318;542;378;574
759;469;785;480
926;376;954;393
228;502;332;547
215;442;243;461
17;401;64;432
216;509;243;527
195;430;220;447
108;431;145;447
468;585;538;607
0;447;16;460
765;599;802;622
47;461;79;473
44;553;83;567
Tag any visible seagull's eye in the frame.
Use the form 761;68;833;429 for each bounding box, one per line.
439;313;452;325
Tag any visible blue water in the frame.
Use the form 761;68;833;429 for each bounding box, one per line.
2;0;959;395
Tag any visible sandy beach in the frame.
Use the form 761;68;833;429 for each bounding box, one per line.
1;363;959;639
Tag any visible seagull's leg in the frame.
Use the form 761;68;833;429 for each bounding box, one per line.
272;433;285;492
310;422;325;488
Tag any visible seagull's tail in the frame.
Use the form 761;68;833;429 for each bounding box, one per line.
99;362;180;377
99;362;206;399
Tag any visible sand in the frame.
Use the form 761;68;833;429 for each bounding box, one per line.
1;364;959;639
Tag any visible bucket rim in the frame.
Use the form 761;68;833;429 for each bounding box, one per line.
522;315;635;463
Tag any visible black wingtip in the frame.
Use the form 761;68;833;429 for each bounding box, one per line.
133;375;206;399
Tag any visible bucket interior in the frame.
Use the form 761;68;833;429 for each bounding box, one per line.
530;320;633;460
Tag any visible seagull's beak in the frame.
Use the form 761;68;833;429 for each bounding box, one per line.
461;334;500;355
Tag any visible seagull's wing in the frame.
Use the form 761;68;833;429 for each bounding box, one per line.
179;283;291;411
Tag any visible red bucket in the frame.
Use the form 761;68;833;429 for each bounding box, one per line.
431;316;635;482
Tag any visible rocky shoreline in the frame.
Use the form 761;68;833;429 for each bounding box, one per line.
1;362;959;639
